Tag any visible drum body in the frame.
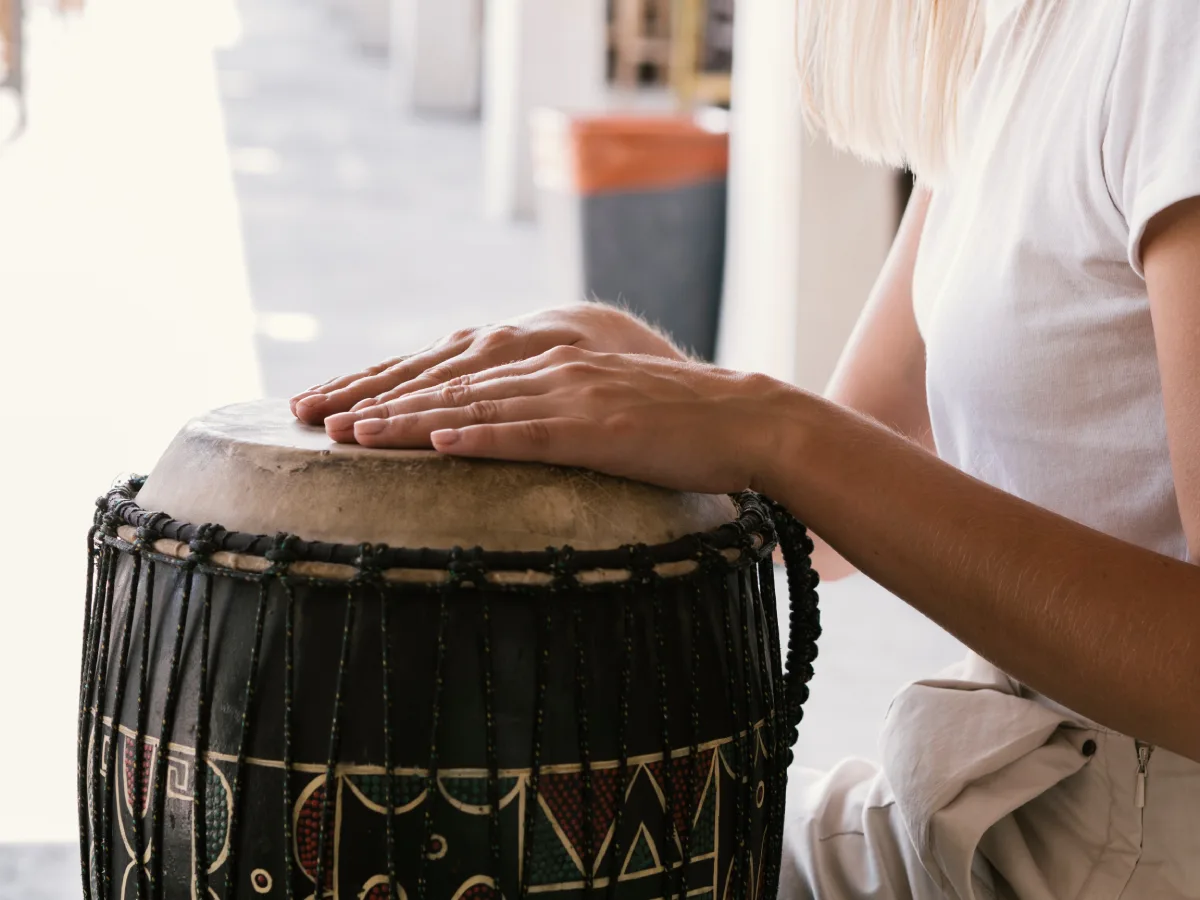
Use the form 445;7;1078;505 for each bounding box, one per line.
78;402;819;900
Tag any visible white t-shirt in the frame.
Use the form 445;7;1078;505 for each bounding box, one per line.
913;0;1200;562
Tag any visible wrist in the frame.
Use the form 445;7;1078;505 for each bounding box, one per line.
747;381;820;502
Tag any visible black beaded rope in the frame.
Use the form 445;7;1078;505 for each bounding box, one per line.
224;570;271;896
481;593;503;896
148;558;197;900
76;515;102;900
313;583;357;897
131;536;159;899
370;561;400;900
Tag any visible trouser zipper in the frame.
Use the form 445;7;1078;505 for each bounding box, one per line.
1135;740;1154;809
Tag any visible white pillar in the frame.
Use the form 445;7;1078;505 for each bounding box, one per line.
482;0;607;219
390;0;483;114
716;0;897;390
714;0;805;382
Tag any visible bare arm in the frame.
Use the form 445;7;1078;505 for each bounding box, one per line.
759;198;1200;761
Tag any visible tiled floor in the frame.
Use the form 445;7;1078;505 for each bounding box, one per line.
0;0;966;891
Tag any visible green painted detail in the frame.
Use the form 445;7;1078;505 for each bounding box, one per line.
351;773;426;808
623;827;658;876
528;805;584;885
691;781;716;857
441;775;519;809
204;766;229;864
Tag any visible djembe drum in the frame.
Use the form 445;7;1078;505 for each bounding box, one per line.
78;400;820;900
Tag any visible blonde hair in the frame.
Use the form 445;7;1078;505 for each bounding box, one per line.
796;0;986;183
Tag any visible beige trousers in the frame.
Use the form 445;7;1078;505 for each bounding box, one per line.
780;654;1200;899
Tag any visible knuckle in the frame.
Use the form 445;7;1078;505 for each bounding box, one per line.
545;344;582;363
561;360;599;378
466;399;498;424
426;361;460;384
523;420;553;446
479;324;522;348
437;381;469;406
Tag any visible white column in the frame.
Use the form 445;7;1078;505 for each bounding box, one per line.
482;0;607;219
390;0;483;114
716;0;897;390
714;0;805;382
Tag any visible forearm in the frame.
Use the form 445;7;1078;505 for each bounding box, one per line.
757;388;1200;761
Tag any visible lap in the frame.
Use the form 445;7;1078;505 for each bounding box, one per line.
780;761;995;900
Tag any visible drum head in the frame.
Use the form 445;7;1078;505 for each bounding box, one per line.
135;399;737;551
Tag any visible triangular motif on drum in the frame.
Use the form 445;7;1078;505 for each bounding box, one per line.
538;767;622;871
689;762;717;858
528;793;585;887
642;748;716;846
620;823;661;877
754;727;770;765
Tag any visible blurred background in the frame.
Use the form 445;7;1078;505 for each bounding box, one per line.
0;0;963;894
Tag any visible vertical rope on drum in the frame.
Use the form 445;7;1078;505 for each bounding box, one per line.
100;543;143;900
552;548;593;894
753;557;782;900
149;559;198;900
719;571;746;897
748;563;778;900
644;547;674;900
77;518;102;900
315;582;357;899
481;594;503;895
520;592;552;900
224;572;271;895
418;567;453;900
572;595;595;893
131;549;159;899
736;563;757;899
764;500;822;896
87;534;118;900
682;540;708;900
605;574;636;900
377;579;399;900
279;575;298;900
192;568;216;900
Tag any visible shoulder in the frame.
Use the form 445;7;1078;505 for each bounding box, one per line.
1107;0;1200;81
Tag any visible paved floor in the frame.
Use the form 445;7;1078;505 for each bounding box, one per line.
0;0;966;890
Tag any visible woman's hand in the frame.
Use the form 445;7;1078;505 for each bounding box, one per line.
331;345;795;496
290;304;685;441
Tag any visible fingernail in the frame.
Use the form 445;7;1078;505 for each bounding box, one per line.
351;398;375;411
297;395;324;411
325;412;358;431
432;429;460;448
355;419;387;436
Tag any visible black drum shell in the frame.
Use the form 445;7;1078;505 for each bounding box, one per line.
81;509;794;900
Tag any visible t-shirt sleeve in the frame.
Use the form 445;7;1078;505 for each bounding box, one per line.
1102;0;1200;278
